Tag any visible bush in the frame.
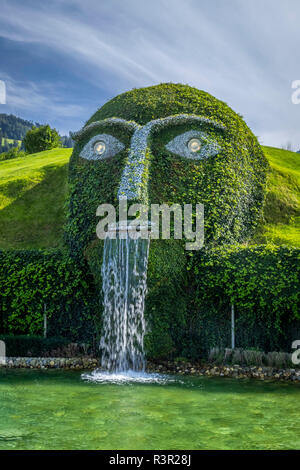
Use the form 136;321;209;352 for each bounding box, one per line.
23;125;61;153
191;245;300;353
208;347;296;368
0;335;69;357
0;250;99;343
0;244;299;361
0;335;92;357
0;147;26;161
193;244;300;322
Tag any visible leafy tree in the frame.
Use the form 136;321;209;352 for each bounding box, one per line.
23;125;61;153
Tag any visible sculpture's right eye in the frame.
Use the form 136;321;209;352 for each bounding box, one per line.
94;141;106;156
79;133;125;160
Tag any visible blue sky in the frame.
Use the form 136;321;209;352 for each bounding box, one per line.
0;0;299;148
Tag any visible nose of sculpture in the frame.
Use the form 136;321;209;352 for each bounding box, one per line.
117;125;151;205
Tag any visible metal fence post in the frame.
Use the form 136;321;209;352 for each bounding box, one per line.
231;304;235;349
43;304;47;338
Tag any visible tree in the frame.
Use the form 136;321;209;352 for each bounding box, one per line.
0;146;26;161
23;125;61;153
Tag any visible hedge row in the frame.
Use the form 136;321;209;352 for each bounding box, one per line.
0;250;99;343
189;244;300;354
0;335;70;357
0;245;299;359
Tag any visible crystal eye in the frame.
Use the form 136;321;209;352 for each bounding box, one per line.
94;141;106;155
165;130;220;160
79;133;125;160
188;138;201;153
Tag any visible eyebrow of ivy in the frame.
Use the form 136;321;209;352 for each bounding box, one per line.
147;114;226;134
71;113;226;143
71;118;140;142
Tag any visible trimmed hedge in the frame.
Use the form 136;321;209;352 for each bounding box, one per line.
0;245;299;359
190;245;300;354
0;250;99;343
0;335;69;357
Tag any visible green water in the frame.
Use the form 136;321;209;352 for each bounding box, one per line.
0;369;299;450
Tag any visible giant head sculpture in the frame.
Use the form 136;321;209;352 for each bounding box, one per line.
65;83;268;357
66;83;267;256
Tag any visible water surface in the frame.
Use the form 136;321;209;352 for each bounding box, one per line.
0;369;299;450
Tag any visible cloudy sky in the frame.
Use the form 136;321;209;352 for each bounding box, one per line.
0;0;299;148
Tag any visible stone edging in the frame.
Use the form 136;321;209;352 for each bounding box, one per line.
1;358;300;382
147;361;300;382
0;357;99;369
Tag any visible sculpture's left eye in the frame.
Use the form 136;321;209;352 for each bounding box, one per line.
165;130;221;160
188;138;202;153
79;133;125;160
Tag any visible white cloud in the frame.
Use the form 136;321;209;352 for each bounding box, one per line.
0;73;82;114
0;0;299;147
0;72;86;133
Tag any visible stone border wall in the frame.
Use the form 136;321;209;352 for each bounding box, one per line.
0;357;99;369
147;361;300;382
1;358;300;382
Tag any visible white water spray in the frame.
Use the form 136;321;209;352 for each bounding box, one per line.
99;225;150;372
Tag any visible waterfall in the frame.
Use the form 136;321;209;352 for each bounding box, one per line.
100;227;150;372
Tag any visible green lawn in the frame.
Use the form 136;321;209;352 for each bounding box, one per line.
0;145;299;250
0;148;71;249
253;146;300;247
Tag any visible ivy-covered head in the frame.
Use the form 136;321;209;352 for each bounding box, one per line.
66;83;268;255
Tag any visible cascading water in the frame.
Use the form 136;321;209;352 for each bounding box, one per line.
82;223;174;384
99;225;150;372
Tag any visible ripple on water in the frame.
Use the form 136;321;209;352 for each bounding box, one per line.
81;369;181;385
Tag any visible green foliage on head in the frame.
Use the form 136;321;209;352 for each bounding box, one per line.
66;83;268;255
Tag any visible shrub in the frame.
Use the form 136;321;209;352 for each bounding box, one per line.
208;347;296;368
0;147;26;161
265;351;291;368
0;250;98;342
192;245;300;338
0;335;69;357
0;335;92;357
23;125;61;153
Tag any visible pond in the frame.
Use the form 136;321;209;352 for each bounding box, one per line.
0;369;299;450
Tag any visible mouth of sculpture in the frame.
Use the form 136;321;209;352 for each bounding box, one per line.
106;220;153;239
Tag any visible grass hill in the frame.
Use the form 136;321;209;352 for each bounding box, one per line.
253;146;300;247
0;148;71;249
0;146;299;250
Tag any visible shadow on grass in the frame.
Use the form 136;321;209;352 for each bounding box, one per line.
0;164;69;250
